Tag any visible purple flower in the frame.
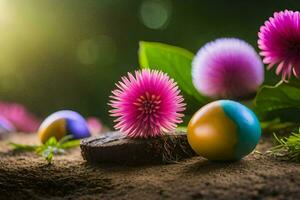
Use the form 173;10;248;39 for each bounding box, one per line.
258;10;300;80
192;38;264;98
109;69;185;138
0;101;40;133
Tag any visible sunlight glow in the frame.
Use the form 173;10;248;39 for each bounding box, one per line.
0;0;13;25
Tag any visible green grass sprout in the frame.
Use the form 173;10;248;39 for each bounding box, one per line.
9;135;80;164
270;127;300;161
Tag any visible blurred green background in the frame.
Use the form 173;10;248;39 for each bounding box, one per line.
0;0;299;126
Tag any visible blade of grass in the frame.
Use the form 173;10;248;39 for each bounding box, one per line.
270;129;300;161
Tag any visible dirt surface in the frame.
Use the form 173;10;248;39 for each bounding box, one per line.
0;133;299;200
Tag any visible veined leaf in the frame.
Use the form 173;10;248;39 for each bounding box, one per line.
254;79;300;122
139;41;209;108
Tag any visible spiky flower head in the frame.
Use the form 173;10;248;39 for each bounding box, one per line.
109;69;185;138
192;38;264;99
258;10;300;80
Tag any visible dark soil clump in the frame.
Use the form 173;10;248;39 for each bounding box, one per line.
81;131;196;165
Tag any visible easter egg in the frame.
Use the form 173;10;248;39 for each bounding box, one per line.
187;100;261;161
38;110;90;143
0;116;15;139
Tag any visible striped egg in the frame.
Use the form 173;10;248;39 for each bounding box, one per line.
187;100;261;161
38;110;90;143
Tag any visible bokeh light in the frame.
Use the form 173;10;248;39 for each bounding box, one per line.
139;0;172;30
77;35;117;66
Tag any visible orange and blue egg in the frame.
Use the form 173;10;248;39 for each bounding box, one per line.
38;110;90;143
188;100;261;161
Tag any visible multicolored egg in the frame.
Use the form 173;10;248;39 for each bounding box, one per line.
187;100;261;161
38;110;90;143
0;116;15;139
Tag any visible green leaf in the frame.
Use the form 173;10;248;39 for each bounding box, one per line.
58;135;74;145
57;135;80;149
9;143;38;152
139;41;209;108
45;137;58;146
38;145;64;164
254;79;300;122
46;153;53;163
59;139;80;149
41;147;55;163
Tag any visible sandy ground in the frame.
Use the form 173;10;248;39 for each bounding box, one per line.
0;133;299;200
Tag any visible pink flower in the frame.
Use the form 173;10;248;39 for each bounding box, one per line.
192;38;264;98
0;101;40;133
258;10;300;80
86;117;103;135
109;69;185;138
